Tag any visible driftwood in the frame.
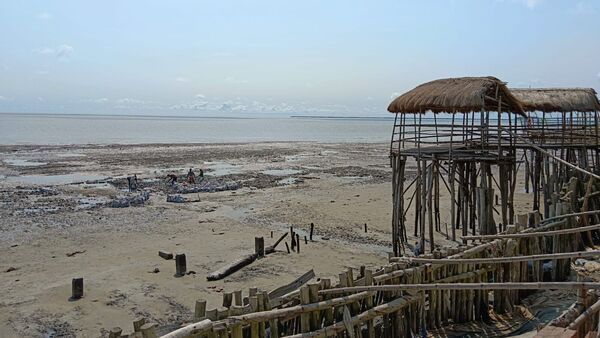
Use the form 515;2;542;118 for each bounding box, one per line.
161;319;212;338
320;282;600;296
207;253;258;281
269;269;315;307
207;233;288;281
266;232;288;254
401;250;600;265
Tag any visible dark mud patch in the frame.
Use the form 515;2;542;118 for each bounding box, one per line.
8;310;76;338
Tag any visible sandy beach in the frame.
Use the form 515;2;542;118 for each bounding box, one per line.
0;141;565;337
0;142;402;337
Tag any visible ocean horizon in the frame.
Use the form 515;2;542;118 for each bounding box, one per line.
0;112;396;145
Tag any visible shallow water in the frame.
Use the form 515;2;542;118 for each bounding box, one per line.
262;169;302;176
3;159;47;167
5;173;107;185
0;113;392;145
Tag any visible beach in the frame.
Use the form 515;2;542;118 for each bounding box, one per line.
0;141;398;337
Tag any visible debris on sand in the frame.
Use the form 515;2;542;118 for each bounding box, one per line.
5;267;17;273
110;191;150;208
66;250;86;257
174;180;239;194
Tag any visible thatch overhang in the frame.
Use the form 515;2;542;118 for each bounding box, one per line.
510;88;600;113
388;76;526;117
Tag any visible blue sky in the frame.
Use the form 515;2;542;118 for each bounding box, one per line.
0;0;599;115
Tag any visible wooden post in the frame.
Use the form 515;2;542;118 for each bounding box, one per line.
133;318;146;332
140;323;157;338
285;242;290;254
299;286;311;332
108;327;122;338
364;223;368;233
223;292;233;308
310;223;314;241
296;234;300;253
233;290;242;306
71;278;83;300
255;237;265;258
175;254;187;277
194;300;207;320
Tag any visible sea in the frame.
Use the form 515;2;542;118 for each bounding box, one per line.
0;113;396;145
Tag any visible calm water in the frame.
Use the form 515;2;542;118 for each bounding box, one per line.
0;113;395;145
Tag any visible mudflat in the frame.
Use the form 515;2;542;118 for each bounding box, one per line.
0;142;397;337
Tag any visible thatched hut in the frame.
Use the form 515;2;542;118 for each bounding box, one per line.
389;76;526;256
511;88;600;113
509;88;600;215
389;77;525;158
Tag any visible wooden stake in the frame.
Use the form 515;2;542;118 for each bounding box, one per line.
175;253;187;277
70;277;83;300
194;300;206;320
255;237;265;258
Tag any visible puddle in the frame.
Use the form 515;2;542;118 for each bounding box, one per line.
76;197;110;209
6;173;107;185
56;153;86;158
80;182;113;189
277;177;302;186
3;159;47;167
262;169;302;176
204;162;243;176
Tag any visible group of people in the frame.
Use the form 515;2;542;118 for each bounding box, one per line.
166;168;204;186
127;168;204;190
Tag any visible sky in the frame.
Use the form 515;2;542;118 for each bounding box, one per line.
0;0;599;116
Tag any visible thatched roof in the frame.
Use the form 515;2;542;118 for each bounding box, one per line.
388;76;525;116
510;88;600;113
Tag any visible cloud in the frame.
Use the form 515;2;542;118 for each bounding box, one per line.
35;47;55;55
34;44;74;60
0;95;11;101
175;76;188;82
224;76;249;84
37;12;52;20
523;0;542;8
56;45;74;59
390;92;400;99
83;98;109;103
195;94;205;99
170;100;209;110
37;97;44;101
117;98;145;104
38;70;49;75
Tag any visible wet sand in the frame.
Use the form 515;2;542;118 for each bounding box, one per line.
0;142;554;337
0;142;396;337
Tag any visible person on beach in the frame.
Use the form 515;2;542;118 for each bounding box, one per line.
198;168;204;183
127;175;138;192
187;168;196;184
166;174;178;186
413;241;422;256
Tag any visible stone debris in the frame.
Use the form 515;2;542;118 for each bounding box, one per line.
110;191;150;208
166;195;186;203
174;180;239;194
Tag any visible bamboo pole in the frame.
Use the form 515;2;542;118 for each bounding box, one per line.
568;298;600;330
160;319;212;338
320;282;600;296
283;295;419;338
462;223;600;240
397;250;600;265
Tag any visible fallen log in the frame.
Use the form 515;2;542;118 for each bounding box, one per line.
269;269;315;307
207;253;258;281
206;232;288;281
266;232;287;254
